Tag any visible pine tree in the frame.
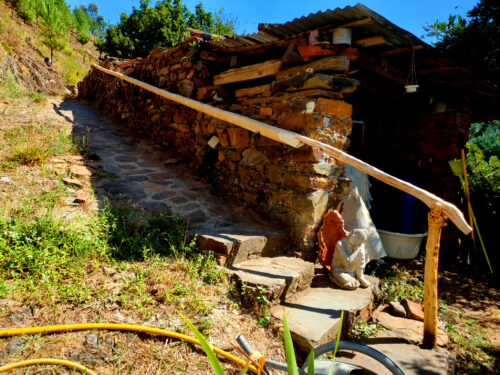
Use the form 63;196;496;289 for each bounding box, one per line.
39;0;68;64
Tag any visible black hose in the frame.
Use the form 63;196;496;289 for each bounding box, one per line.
300;341;405;375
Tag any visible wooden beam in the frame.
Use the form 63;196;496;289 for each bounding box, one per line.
213;59;282;85
355;55;407;84
423;207;448;349
378;45;425;57
418;66;458;74
276;56;350;80
355;35;387;47
272;72;359;94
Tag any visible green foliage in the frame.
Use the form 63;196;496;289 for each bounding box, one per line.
0;70;25;99
102;203;196;260
99;0;236;58
72;5;91;44
466;142;500;193
16;0;42;22
373;264;424;304
283;311;300;375
181;314;225;375
469;121;500;159
349;321;383;344
424;0;500;84
39;0;70;61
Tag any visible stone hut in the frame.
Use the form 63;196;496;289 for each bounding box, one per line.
78;3;498;261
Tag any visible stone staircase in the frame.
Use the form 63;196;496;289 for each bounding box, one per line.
227;258;378;352
60;99;376;355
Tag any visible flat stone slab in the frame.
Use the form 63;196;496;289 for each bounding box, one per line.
271;274;378;351
373;305;449;347
196;228;287;265
228;257;314;302
337;331;453;375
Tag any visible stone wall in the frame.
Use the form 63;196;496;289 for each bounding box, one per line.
78;40;355;256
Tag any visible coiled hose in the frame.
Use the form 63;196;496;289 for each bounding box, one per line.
0;323;258;374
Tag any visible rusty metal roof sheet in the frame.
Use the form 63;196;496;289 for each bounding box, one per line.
207;3;427;50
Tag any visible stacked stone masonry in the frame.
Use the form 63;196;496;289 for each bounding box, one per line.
78;40;357;255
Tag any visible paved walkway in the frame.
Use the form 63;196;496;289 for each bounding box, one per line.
53;99;277;237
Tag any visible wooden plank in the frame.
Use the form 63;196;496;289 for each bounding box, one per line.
276;56;350;80
355;35;387;47
272;72;359;94
423;207;448;348
91;62;473;236
235;84;271;98
418;66;457;74
378;45;425;57
213;59;282;85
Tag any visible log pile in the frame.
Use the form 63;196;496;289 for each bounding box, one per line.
78;32;362;255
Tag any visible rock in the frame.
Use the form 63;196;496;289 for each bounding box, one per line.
228;257;315;302
177;80;195;98
103;266;116;276
74;190;90;204
402;299;424;321
10;312;25;325
0;176;13;184
5;338;25;355
227;127;250;149
62;177;83;187
388;301;407;318
71;349;103;366
86;333;99;350
71;165;93;178
271;275;378;351
373;305;448;346
242;149;269;165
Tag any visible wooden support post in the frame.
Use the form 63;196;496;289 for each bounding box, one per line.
423;206;448;349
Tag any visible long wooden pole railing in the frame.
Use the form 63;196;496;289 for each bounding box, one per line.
90;63;472;347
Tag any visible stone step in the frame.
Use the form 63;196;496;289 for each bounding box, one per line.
195;227;288;265
270;271;378;352
227;257;315;302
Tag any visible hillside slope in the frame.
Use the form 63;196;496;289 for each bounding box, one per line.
0;0;99;96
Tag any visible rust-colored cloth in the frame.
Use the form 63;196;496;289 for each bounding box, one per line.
317;209;347;271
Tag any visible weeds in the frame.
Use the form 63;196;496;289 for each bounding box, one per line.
371;263;423;304
348;321;383;344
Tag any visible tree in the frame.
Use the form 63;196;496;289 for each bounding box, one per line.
98;0;236;58
39;0;69;64
72;5;92;44
424;0;500;85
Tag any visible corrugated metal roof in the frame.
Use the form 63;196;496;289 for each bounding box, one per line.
207;3;428;50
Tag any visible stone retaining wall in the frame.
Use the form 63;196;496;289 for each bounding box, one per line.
78;41;355;255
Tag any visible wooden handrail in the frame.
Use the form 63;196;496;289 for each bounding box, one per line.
90;63;472;235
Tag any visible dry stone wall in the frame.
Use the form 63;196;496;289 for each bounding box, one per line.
78;40;355;256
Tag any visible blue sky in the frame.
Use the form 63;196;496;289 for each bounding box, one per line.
66;0;479;41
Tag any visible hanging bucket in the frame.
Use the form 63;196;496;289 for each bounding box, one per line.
333;28;352;45
404;84;419;93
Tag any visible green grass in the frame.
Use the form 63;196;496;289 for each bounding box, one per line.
0;70;25;99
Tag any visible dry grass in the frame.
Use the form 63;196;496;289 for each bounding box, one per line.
0;98;286;374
